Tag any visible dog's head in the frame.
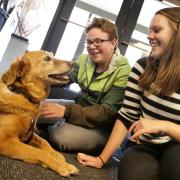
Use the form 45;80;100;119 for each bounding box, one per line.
1;50;72;101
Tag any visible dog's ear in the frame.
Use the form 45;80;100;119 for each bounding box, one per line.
20;54;31;77
2;57;26;85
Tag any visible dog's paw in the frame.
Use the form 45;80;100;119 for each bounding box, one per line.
66;163;79;175
57;163;79;177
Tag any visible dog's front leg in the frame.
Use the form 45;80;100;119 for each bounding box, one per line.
0;137;79;177
28;133;79;175
28;133;65;162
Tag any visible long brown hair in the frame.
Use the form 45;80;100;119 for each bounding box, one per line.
139;7;180;96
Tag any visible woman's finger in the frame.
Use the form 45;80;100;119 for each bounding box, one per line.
129;121;140;132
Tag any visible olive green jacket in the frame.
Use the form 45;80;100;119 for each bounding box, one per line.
64;53;131;129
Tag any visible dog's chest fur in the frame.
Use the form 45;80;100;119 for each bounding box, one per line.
0;81;41;142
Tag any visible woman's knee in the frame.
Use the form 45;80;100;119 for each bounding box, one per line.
160;144;180;180
48;122;82;151
48;122;107;153
118;146;159;180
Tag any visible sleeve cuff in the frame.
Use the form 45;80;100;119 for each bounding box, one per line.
64;104;71;119
116;112;131;129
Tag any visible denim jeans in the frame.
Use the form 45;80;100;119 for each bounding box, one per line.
48;121;109;154
40;99;110;154
0;8;8;31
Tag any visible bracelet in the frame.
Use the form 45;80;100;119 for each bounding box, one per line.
98;156;105;166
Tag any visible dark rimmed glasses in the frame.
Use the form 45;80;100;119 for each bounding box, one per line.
84;38;111;47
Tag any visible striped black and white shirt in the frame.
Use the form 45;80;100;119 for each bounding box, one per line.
118;58;180;144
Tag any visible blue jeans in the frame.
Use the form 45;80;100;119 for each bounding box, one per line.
48;120;109;153
0;8;9;31
40;99;110;153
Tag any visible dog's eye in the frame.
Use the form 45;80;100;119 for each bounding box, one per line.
44;56;51;62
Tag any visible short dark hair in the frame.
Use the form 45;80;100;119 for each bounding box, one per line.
85;17;119;41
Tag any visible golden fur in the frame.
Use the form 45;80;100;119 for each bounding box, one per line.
0;50;79;177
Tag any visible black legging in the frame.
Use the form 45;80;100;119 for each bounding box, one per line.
118;142;180;180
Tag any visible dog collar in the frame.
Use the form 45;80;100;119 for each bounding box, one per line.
8;84;39;104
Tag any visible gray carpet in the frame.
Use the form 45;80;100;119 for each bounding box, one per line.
0;153;118;180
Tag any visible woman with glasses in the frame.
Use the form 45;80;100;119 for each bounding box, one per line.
40;17;131;153
77;7;180;180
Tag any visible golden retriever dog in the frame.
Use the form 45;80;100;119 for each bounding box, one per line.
0;50;79;177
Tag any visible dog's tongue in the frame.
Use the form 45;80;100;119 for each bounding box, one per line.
48;74;69;80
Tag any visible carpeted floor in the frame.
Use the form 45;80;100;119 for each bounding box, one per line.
0;152;118;180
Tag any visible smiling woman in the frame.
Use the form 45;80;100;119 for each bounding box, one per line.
147;14;173;58
40;17;131;154
77;7;180;180
140;7;180;96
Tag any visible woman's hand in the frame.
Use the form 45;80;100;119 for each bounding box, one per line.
77;153;104;169
129;118;180;143
40;102;66;118
129;117;167;143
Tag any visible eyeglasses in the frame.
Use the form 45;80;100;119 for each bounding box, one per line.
84;38;110;47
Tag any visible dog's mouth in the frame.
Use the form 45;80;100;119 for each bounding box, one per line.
48;73;70;82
